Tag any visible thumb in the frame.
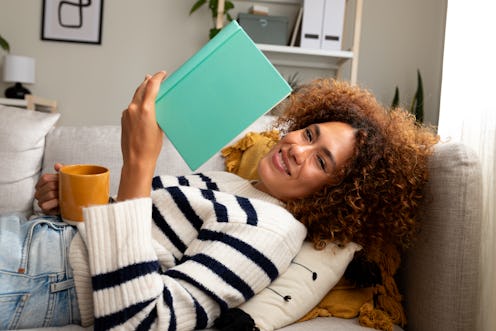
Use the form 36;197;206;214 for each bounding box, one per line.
54;163;64;172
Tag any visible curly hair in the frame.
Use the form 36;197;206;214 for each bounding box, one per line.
275;79;439;252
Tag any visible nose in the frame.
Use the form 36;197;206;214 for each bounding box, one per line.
289;144;312;165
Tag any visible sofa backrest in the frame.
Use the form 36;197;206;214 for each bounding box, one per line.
41;115;277;198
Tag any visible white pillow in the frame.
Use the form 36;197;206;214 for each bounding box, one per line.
239;241;361;331
0;105;60;216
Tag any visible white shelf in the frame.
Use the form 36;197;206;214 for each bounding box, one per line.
256;44;353;70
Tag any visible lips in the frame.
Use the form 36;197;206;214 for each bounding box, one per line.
273;149;290;175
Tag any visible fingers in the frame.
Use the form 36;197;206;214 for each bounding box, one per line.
143;71;167;103
38;197;59;214
34;166;61;214
131;71;165;107
34;175;59;213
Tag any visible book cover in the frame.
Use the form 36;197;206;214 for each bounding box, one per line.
155;21;291;171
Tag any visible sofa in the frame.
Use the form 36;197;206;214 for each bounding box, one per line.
0;105;482;331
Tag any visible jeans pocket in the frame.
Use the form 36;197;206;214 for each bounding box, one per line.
0;292;29;330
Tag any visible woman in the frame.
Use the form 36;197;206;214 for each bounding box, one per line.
1;72;438;330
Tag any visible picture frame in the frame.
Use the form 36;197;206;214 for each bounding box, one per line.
41;0;104;45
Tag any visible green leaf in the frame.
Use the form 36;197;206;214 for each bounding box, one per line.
391;86;399;109
209;0;218;18
209;27;221;39
0;34;10;53
189;0;207;15
414;69;424;122
225;1;234;11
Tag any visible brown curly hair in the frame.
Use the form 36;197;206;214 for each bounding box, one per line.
275;79;439;252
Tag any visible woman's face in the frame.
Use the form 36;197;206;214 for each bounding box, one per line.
255;121;356;201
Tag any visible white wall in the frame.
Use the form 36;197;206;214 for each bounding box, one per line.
358;0;446;126
0;0;446;126
0;0;212;126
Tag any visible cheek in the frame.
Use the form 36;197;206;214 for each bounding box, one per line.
299;171;330;194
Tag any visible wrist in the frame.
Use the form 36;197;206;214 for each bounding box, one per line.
117;163;155;201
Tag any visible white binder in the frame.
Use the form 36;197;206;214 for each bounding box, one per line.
300;0;325;49
321;0;346;50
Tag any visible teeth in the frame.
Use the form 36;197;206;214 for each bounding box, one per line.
279;151;289;174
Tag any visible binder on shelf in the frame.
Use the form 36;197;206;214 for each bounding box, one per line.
300;0;346;50
300;0;325;49
321;0;346;50
155;21;291;171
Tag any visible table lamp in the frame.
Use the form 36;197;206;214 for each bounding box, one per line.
3;54;35;99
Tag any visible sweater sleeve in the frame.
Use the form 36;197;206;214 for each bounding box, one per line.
81;198;167;330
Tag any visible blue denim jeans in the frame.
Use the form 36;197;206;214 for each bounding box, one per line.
0;214;81;329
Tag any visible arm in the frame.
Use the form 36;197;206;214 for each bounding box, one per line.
34;71;167;211
117;71;167;201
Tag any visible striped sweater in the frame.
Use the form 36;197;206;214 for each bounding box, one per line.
69;171;306;330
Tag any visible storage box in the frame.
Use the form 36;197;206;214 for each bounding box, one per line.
238;13;288;45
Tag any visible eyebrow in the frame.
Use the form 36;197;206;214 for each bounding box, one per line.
313;124;337;171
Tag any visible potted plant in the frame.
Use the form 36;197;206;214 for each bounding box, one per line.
190;0;235;39
391;69;424;123
0;34;10;53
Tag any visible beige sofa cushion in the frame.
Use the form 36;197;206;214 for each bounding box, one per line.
0;106;60;216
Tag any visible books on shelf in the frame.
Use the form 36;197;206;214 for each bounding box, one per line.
155;21;291;171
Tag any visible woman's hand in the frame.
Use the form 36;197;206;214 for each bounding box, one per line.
117;71;167;201
34;163;64;214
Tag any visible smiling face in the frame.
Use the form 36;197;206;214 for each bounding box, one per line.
254;121;356;201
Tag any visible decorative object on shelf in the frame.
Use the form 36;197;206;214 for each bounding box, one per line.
238;13;288;46
0;34;10;53
3;54;35;99
391;69;424;123
189;0;235;39
41;0;104;45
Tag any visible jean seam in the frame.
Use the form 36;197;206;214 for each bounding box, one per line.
8;293;29;329
42;275;57;327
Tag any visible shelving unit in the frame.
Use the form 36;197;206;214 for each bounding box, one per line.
231;0;363;84
256;43;353;69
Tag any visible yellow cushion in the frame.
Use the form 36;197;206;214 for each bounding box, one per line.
221;130;279;180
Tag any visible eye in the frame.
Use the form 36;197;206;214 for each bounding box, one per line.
304;128;313;142
317;155;326;171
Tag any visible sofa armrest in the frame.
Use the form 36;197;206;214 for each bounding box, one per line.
399;142;482;331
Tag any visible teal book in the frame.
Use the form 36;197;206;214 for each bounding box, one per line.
155;20;291;171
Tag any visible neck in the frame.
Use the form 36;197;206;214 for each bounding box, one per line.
253;181;283;202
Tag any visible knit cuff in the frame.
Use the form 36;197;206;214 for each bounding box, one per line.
82;197;156;275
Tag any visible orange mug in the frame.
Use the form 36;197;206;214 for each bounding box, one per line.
59;164;110;225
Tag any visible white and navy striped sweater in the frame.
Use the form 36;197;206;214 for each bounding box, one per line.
69;172;306;330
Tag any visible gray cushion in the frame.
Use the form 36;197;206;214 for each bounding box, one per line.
399;142;482;331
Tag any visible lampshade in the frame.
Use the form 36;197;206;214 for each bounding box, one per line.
3;54;35;84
